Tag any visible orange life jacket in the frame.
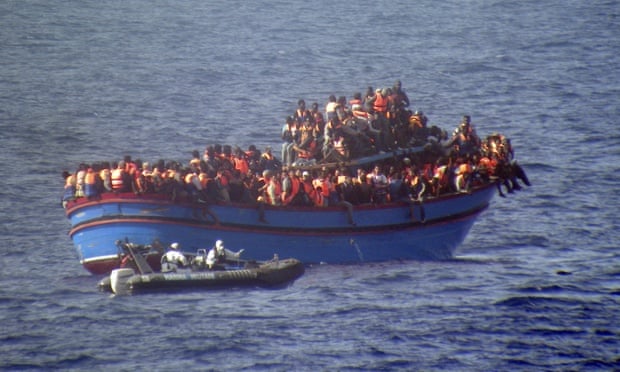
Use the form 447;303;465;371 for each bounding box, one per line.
189;158;201;168
65;173;76;188
297;139;316;159
198;172;209;189
125;161;137;176
373;94;388;113
282;176;301;205
184;173;195;185
233;157;249;175
457;163;472;175
349;98;362;107
302;180;314;195
313;177;331;197
265;178;282;206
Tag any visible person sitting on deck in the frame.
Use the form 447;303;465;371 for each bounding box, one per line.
292;118;319;166
206;240;244;270
259;146;282;171
161;242;188;272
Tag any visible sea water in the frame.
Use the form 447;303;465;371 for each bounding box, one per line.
1;0;619;370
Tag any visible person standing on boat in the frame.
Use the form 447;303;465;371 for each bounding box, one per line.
206;240;244;270
293;99;312;126
281;116;297;167
161;242;188;272
61;170;76;208
370;165;389;204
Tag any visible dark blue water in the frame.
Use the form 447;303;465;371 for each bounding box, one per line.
2;0;619;370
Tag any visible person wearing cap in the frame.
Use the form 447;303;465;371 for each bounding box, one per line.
161;242;189;272
300;170;320;206
206;240;244;270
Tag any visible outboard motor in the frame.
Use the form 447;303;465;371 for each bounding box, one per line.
110;268;135;295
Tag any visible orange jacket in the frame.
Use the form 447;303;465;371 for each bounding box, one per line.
373;94;388;113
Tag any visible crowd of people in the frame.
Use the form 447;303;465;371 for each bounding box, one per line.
281;80;427;167
62;82;530;209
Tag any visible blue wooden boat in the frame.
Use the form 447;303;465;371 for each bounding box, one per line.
65;144;501;274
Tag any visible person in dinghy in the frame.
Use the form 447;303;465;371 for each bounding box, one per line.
206;240;245;270
161;242;189;272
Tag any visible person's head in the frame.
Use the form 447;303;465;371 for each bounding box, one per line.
298;99;306;109
393;80;402;91
215;240;224;252
170;242;180;250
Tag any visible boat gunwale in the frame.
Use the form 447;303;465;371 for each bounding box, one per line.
68;200;490;238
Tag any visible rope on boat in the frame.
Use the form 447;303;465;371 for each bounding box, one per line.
339;201;355;225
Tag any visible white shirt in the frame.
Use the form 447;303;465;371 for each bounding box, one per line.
206;247;242;267
163;250;188;266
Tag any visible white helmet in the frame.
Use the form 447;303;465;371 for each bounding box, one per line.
215;240;224;251
170;242;180;250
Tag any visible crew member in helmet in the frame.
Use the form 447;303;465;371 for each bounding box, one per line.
206;240;244;270
161;242;188;272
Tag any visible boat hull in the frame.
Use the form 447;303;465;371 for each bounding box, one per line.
66;183;496;274
100;258;305;294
